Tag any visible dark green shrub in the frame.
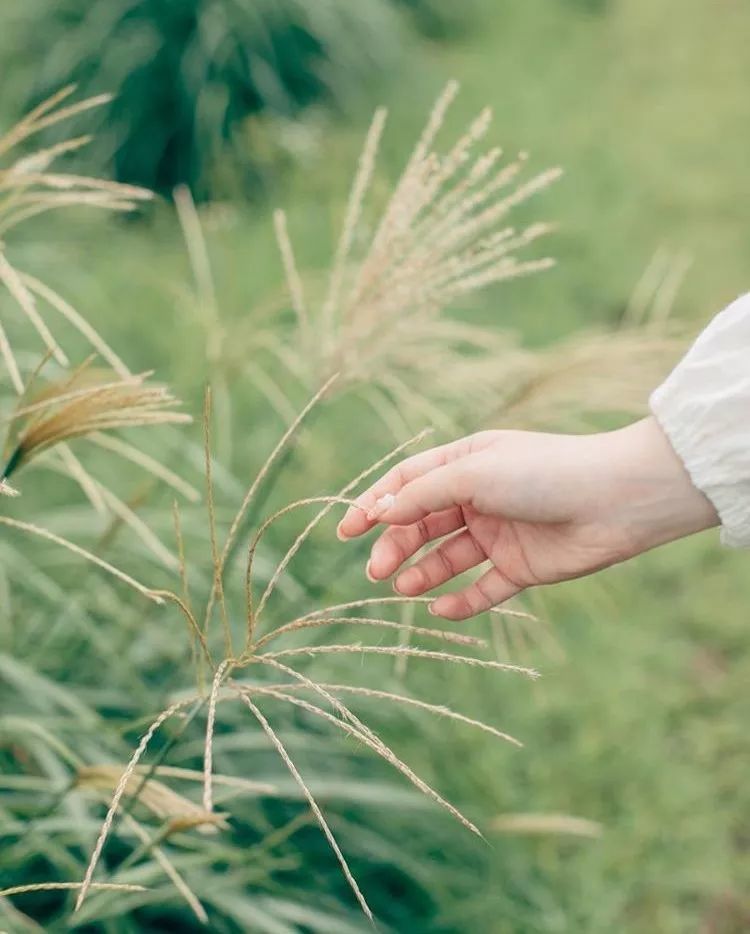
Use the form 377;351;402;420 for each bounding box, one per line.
13;0;409;198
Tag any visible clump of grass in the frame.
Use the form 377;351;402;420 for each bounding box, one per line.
72;382;538;924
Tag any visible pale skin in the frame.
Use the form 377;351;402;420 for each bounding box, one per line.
336;417;719;621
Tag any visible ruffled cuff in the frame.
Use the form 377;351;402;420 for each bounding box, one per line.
649;293;750;548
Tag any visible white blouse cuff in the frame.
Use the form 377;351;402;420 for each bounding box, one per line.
649;292;750;548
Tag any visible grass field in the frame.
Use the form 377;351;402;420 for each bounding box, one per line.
1;0;749;930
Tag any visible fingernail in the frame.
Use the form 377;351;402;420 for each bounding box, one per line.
365;560;377;583
336;523;350;542
367;493;395;521
427;602;438;616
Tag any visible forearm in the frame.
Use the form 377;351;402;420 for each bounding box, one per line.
602;416;719;557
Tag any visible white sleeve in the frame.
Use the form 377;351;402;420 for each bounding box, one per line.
649;292;750;548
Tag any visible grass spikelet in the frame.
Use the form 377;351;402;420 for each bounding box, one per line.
253;428;432;625
236;690;374;923
253;615;487;651
322;106;388;335
74;391;534;927
260;643;539;678
259;681;523;747
258;80;568;435
273;209;308;334
202;659;232;814
0;516;163;603
242;665;485;838
75;699;195;912
0;882;147;898
203;374;338;634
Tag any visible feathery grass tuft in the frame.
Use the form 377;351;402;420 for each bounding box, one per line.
3;369;191;483
74;384;534;925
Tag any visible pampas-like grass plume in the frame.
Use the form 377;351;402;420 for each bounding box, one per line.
74;383;537;923
173;81;680;438
2;369;191;482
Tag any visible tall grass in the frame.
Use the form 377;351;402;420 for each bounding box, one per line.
0;83;694;930
1;87;541;929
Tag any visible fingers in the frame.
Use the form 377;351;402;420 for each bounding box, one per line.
430;568;523;621
337;433;492;541
367;507;464;580
364;458;478;528
393;529;486;596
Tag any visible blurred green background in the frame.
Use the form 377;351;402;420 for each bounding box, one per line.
1;0;749;931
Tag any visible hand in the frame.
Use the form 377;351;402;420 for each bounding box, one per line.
337;417;718;620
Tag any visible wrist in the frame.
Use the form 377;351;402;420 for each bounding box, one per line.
603;416;719;555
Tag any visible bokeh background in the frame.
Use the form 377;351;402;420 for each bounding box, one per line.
1;0;749;931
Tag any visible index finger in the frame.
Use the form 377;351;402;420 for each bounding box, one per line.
337;437;472;540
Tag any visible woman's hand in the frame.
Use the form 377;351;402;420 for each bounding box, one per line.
337;417;718;620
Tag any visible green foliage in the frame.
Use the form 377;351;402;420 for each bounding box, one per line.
3;0;750;930
13;0;410;198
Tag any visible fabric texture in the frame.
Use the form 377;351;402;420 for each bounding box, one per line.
650;292;750;548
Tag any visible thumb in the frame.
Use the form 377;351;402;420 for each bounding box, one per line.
367;458;477;526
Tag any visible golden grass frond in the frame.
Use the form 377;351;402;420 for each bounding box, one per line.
2;370;190;481
202;374;339;634
240;84;683;439
75;765;226;834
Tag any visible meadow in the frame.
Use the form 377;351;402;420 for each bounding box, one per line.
1;1;749;931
